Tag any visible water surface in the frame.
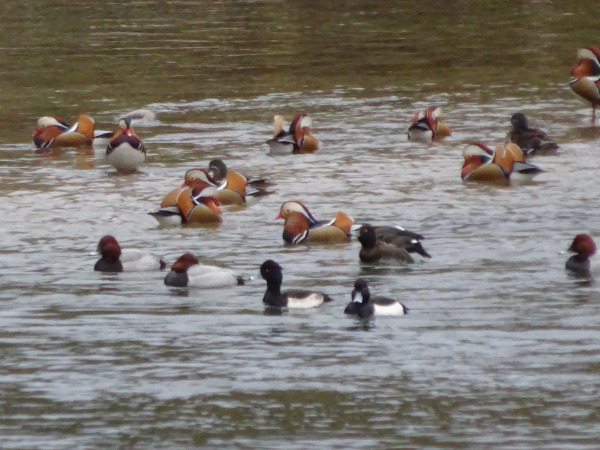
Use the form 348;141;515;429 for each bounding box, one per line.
1;1;600;448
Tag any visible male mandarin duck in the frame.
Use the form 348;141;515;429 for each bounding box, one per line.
266;114;319;154
149;178;222;226
407;106;452;141
260;259;334;308
33;115;98;149
565;234;597;275
569;47;600;123
276;200;353;244
344;278;408;318
94;235;166;272
164;253;243;288
207;159;272;205
158;168;219;211
506;113;559;155
106;117;146;172
461;142;543;184
356;224;430;264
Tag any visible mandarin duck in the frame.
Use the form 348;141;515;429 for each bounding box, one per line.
266;114;319;154
276;200;353;244
344;278;408;317
149;178;222;226
260;259;334;308
461;142;543;184
407;106;452;141
569;47;600;124
106;117;146;172
33;115;99;149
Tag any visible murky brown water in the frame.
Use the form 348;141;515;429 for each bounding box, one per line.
1;1;600;448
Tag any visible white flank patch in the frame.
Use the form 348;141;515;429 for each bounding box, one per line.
267;139;294;155
121;250;163;271
373;302;406;316
187;264;239;288
286;293;324;309
408;129;433;142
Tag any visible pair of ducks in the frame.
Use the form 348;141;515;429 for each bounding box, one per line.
260;260;407;317
33;115;147;173
461;112;559;184
275;200;431;264
149;160;271;226
94;236;243;288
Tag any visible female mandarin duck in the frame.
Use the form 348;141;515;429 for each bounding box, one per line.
149;178;222;226
356;224;430;264
569;47;600;123
33;115;99;149
164;253;243;288
407;106;452;141
565;234;597;275
106;117;146;172
276;200;353;244
344;278;408;318
94;235;166;272
266;114;319;154
461;142;543;184
260;259;334;308
507;113;559;155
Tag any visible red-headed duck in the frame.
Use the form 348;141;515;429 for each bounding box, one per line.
566;234;597;275
164;253;243;288
344;278;408;318
276;200;353;244
94;235;166;272
407;106;452;141
260;259;334;308
569;47;600;123
106;117;146;172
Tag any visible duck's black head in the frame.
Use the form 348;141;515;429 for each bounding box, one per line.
260;259;283;285
510;112;529;131
357;224;377;247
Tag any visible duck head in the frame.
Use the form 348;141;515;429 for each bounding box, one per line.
568;234;597;259
260;259;283;287
183;168;219;188
275;200;318;223
171;253;199;273
208;159;228;184
96;235;122;261
357;224;377;248
118;117;134;136
510;112;530;131
352;278;371;304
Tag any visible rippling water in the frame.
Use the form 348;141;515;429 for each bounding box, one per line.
2;1;600;448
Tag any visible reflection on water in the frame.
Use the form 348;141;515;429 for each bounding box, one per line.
1;0;600;448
